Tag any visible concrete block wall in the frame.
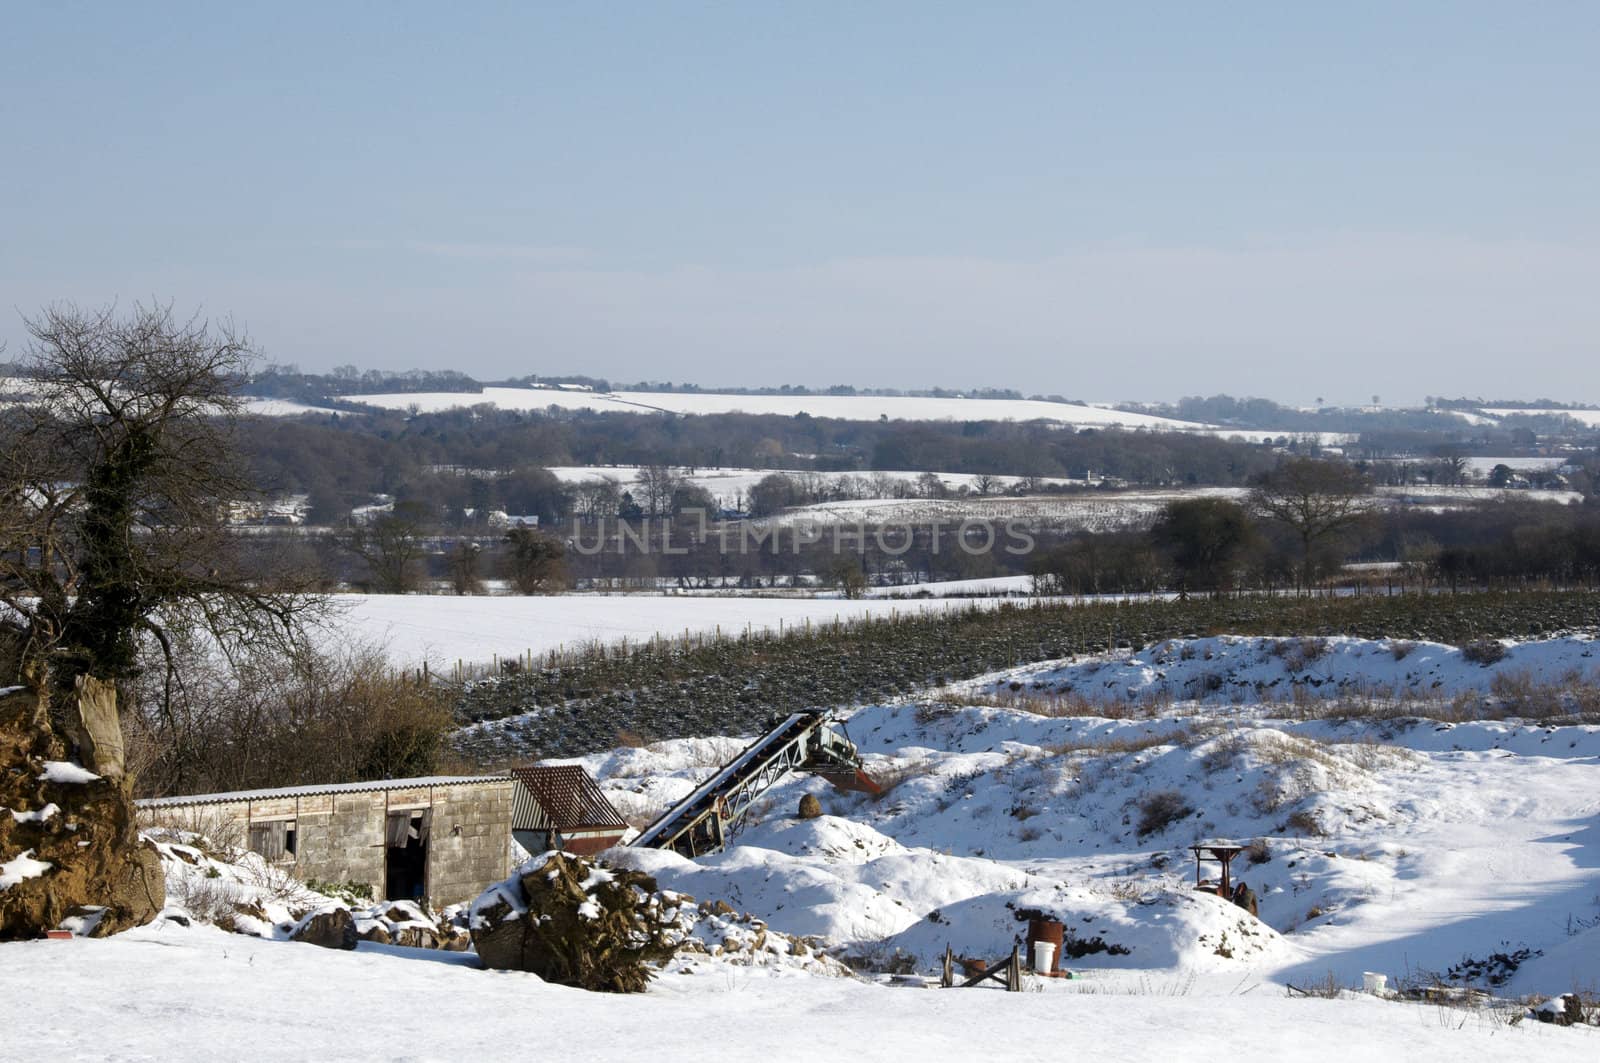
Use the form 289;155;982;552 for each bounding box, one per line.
295;792;387;898
427;780;514;906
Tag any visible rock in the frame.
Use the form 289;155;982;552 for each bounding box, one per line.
291;907;357;950
470;850;682;992
392;925;439;949
797;794;822;819
359;924;392;945
1534;994;1586;1026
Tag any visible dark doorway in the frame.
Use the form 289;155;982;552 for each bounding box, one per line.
384;810;430;901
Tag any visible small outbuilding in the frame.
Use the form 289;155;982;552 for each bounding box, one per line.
137;775;514;907
509;765;630;856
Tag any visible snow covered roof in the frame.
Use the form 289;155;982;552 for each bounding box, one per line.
137;774;510;809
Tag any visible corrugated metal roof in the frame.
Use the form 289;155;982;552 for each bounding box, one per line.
137;774;510;809
509;765;628;833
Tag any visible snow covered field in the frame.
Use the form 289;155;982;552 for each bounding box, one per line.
545;464;1082;509
12;926;1587;1062
320;593;1023;667
344;385;1214;429
746;484;1577;533
866;574;1035;598
335;386;1354;443
1375;484;1584;506
242;397;339;417
1483;407;1600;427
758;487;1251;531
1462;456;1569;475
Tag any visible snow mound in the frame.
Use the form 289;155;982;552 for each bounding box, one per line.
608;813;1286;972
977;634;1600;711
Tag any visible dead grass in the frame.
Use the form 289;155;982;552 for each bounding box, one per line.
866;757;942;801
1044;727;1198;759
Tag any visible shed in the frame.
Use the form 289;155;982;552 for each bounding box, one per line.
509;765;630;856
137;774;514;907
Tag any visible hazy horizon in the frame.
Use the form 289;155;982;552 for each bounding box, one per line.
4;3;1596;407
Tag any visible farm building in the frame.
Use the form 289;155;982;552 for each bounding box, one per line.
137;775;515;907
508;765;631;856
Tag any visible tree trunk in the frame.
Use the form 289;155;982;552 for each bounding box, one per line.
69;674;127;782
0;683;162;939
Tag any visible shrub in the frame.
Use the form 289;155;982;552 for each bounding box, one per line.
304;879;374;904
129;641;455;797
1135;790;1195;837
1199;733;1246;775
1389;640;1416;661
1244;838;1272;865
1460;639;1508;666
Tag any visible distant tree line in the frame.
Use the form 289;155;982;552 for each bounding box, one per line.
1028;462;1600;597
262;455;1600;599
235;407;1298;526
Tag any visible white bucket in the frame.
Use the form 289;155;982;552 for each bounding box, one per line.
1033;941;1058;975
1362;972;1387;994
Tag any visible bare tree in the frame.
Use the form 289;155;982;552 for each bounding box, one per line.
1249;458;1373;591
0;302;321;937
569;477;621;522
971;473;1002;497
633;464;683;517
339;500;434;593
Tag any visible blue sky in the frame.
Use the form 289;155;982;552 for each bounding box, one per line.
3;2;1597;402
